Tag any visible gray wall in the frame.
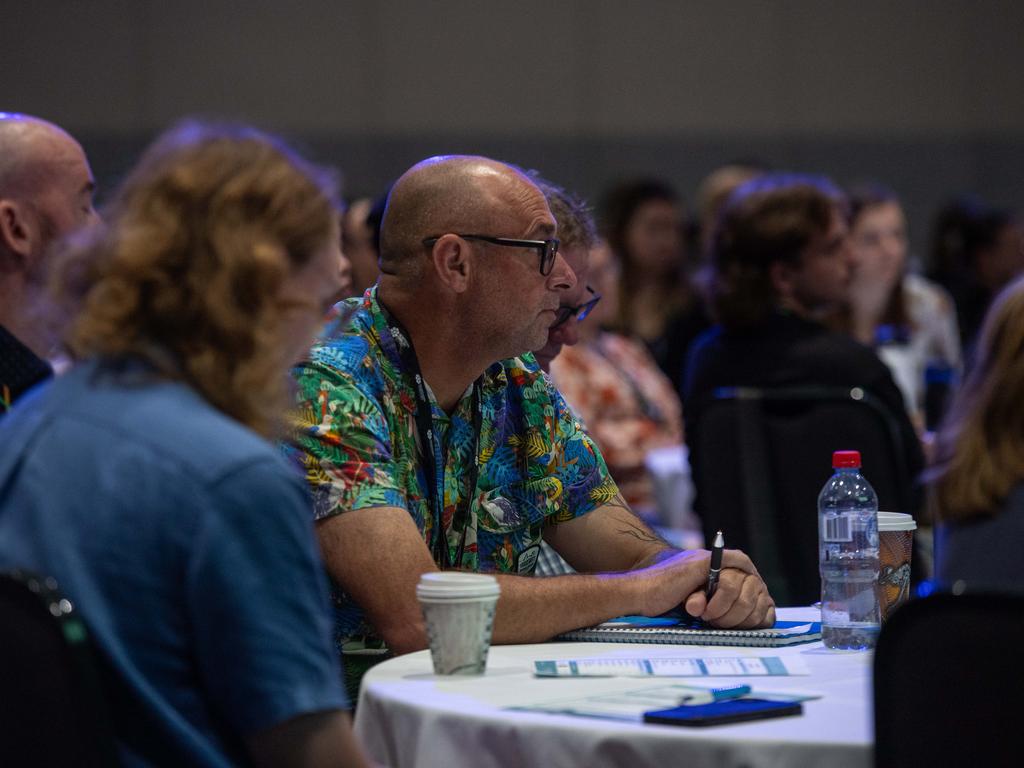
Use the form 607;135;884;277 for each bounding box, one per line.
4;0;1023;262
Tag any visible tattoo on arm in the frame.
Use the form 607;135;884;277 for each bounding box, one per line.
606;494;671;547
617;517;669;545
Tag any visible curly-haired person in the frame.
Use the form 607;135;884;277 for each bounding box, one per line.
0;121;367;767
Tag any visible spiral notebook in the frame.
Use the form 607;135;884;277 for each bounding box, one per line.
557;616;821;647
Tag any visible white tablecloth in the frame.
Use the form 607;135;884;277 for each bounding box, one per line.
354;607;873;768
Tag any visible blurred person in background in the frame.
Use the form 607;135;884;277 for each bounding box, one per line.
599;178;709;394
550;239;684;523
531;175;687;535
340;194;387;300
1;113;99;414
684;174;924;524
527;175;597;577
694;162;765;262
928;196;1024;360
0;121;367;767
929;273;1024;593
529;175;596;373
829;184;961;431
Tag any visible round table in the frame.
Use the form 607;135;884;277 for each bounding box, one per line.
353;607;873;768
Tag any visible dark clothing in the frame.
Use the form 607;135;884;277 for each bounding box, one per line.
936;483;1024;593
0;323;51;416
946;280;991;370
683;311;924;518
648;299;712;397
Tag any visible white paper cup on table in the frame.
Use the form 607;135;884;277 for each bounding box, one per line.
416;573;500;675
877;512;916;620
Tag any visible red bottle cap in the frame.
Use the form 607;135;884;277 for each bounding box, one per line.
832;450;861;468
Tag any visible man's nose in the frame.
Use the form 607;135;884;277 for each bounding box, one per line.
548;251;578;291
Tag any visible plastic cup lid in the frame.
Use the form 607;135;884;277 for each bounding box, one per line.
416;572;501;600
878;511;917;531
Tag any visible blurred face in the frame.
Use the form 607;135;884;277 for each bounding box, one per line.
783;208;852;315
533;243;588;372
849;202;907;294
624;198;684;274
277;218;346;365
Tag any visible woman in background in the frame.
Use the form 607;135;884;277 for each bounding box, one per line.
836;185;961;429
599;178;708;393
929;274;1024;592
0;122;367;767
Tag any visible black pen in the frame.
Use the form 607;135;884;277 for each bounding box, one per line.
706;530;724;600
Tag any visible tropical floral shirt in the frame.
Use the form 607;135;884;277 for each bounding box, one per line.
286;287;618;653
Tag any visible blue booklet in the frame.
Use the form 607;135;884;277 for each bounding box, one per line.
557;616;821;647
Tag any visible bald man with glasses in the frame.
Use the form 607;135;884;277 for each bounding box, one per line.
286;156;774;697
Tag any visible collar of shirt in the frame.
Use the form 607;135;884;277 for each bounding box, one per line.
0;323;53;413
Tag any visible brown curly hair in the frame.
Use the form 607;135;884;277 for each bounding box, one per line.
527;172;597;253
49;120;339;437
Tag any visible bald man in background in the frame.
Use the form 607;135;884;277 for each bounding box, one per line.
286;155;774;696
0;113;98;414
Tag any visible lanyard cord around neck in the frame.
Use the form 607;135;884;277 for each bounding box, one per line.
381;307;482;569
591;335;666;425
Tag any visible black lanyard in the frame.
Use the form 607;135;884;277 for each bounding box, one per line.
380;304;482;569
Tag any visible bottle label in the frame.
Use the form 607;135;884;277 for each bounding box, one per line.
823;515;852;542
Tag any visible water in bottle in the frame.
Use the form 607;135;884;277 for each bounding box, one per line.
818;450;880;650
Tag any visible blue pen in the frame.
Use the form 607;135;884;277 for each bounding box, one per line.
679;684;752;706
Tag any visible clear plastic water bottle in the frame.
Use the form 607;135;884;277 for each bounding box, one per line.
818;450;880;650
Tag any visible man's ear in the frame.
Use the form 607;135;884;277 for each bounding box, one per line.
428;234;471;293
0;199;36;270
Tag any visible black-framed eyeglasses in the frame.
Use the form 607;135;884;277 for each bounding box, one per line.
551;286;601;330
422;234;560;276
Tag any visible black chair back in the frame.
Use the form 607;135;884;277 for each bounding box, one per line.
874;592;1024;768
0;569;119;767
693;385;914;605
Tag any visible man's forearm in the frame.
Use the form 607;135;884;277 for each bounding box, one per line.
488;545;773;645
543;493;679;574
490;570;648;645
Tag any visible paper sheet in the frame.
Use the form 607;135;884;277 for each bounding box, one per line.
534;655;810;677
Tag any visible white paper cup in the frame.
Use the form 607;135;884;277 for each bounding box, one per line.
877;512;916;620
416;573;500;675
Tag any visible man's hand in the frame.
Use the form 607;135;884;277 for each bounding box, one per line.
629;548;776;629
